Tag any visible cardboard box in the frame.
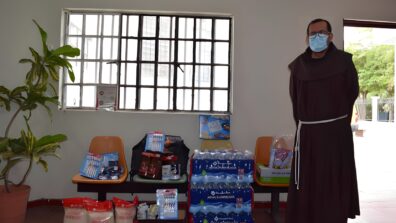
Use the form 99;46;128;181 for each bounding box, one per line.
257;164;290;184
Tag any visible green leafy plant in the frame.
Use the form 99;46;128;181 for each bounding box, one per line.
0;20;80;192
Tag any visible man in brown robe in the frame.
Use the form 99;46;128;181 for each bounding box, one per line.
286;18;360;223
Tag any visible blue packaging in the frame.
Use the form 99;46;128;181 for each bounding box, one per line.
190;186;252;206
79;152;103;179
102;152;119;167
189;184;252;215
157;189;178;220
191;158;254;184
189;151;254;222
145;132;165;152
192;211;254;223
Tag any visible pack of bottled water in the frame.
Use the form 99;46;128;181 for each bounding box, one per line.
190;150;254;184
189;150;255;223
189;182;252;215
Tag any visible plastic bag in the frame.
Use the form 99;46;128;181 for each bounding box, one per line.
156;189;178;220
85;200;114;223
113;196;139;223
63;197;95;223
137;203;149;220
269;135;294;169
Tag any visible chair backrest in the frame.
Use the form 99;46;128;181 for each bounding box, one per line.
89;136;127;171
255;136;273;166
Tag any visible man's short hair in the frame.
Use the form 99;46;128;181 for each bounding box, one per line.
306;18;332;35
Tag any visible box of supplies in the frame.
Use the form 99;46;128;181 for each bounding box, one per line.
257;164;291;184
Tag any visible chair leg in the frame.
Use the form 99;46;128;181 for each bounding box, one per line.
98;192;107;201
271;192;280;223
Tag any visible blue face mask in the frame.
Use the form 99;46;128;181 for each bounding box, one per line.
309;33;329;52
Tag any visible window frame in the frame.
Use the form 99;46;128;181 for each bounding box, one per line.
61;9;234;114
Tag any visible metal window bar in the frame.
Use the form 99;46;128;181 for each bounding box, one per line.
98;14;104;86
210;19;215;112
172;16;179;111
78;14;86;108
227;18;232;112
153;15;160;110
117;14;124;110
136;15;143;109
191;18;197;111
181;18;188;110
168;16;175;110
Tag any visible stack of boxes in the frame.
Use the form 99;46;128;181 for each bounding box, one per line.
188;150;255;223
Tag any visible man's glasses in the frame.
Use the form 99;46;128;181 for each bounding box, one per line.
309;30;330;38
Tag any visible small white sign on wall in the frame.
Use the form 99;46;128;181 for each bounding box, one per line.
96;85;117;111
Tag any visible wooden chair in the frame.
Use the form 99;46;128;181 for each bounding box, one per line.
72;136;128;184
254;136;289;187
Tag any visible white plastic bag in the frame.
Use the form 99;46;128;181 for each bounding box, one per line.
113;196;138;223
269;135;294;169
63;197;95;223
85;200;114;223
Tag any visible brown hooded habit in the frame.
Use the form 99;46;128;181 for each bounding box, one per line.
286;43;360;223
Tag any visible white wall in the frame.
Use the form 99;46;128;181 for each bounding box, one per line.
1;0;395;201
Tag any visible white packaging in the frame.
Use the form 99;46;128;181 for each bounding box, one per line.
115;207;136;223
113;196;138;223
85;200;114;223
63;197;95;223
87;211;114;223
257;164;291;177
137;203;148;220
64;208;88;223
147;204;158;219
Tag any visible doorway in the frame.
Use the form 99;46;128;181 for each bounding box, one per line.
344;19;396;223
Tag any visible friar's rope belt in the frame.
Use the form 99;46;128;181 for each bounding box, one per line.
294;114;348;190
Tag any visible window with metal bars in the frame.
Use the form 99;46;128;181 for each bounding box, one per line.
62;10;233;113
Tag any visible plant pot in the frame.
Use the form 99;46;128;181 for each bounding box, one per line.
0;185;31;223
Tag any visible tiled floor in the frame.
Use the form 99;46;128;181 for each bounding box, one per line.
26;205;64;223
25;206;282;223
24;200;395;223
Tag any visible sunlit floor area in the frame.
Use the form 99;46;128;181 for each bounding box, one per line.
349;121;396;223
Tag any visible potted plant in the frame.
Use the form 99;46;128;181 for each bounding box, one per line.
0;20;80;223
